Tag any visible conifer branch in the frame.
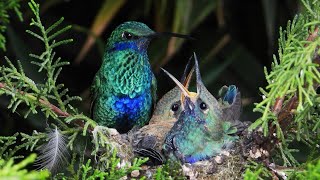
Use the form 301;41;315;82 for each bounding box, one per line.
0;81;94;133
271;26;319;134
250;1;320;165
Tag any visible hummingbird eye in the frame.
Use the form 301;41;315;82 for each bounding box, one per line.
199;102;207;110
122;32;133;40
171;103;180;112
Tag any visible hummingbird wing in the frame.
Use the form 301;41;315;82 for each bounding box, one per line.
134;148;165;165
90;74;101;118
218;85;242;123
151;74;157;109
218;85;247;136
130;124;166;165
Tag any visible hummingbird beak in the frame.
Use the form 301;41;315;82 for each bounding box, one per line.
193;52;204;95
145;32;195;40
161;68;191;97
181;55;195;89
161;68;197;109
184;67;194;89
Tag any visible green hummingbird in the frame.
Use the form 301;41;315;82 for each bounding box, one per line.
131;58;194;163
162;53;240;164
91;21;191;133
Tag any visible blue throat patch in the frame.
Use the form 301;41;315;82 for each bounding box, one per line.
109;41;140;52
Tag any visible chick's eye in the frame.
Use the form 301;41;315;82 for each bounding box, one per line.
200;102;207;110
171;103;179;112
122;32;133;40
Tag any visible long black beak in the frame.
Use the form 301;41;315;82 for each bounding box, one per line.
145;32;195;40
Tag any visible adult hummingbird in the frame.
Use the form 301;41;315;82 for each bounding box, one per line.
162;53;240;164
131;58;194;164
91;21;191;133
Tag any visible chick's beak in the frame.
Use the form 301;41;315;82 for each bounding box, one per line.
161;68;198;110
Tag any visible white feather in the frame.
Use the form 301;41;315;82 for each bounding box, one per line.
36;127;69;173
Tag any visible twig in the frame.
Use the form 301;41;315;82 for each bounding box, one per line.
0;82;93;132
272;97;284;115
306;26;319;43
39;98;70;117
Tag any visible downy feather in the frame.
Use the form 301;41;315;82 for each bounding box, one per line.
36;127;69;173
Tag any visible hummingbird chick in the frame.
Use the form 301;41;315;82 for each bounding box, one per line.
163;53;241;164
131;58;194;164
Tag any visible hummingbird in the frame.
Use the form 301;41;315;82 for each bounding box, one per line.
162;53;240;164
91;21;192;133
131;58;194;164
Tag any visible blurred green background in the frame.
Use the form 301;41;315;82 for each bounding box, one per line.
0;0;300;135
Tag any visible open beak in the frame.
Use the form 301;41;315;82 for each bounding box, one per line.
180;55;195;89
184;67;194;89
193;52;205;95
161;52;204;110
161;68;198;110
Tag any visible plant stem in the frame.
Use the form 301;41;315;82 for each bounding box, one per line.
0;82;93;132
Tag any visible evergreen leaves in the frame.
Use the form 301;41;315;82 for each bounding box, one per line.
0;154;50;179
0;1;145;178
0;0;80;123
0;0;23;51
250;0;320;167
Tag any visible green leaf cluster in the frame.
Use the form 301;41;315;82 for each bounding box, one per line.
153;160;185;180
243;161;272;180
0;0;22;51
291;159;320;179
0;0;77;123
250;0;320;166
0;154;50;180
52;150;147;180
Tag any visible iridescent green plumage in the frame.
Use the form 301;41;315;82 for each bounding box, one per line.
163;53;242;164
92;22;156;133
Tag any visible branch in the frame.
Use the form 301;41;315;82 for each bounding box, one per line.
251;27;320;160
0;82;93;132
248;26;320;166
272;97;284;115
271;26;319;134
306;26;319;42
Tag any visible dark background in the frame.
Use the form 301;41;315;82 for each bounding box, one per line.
0;0;300;135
